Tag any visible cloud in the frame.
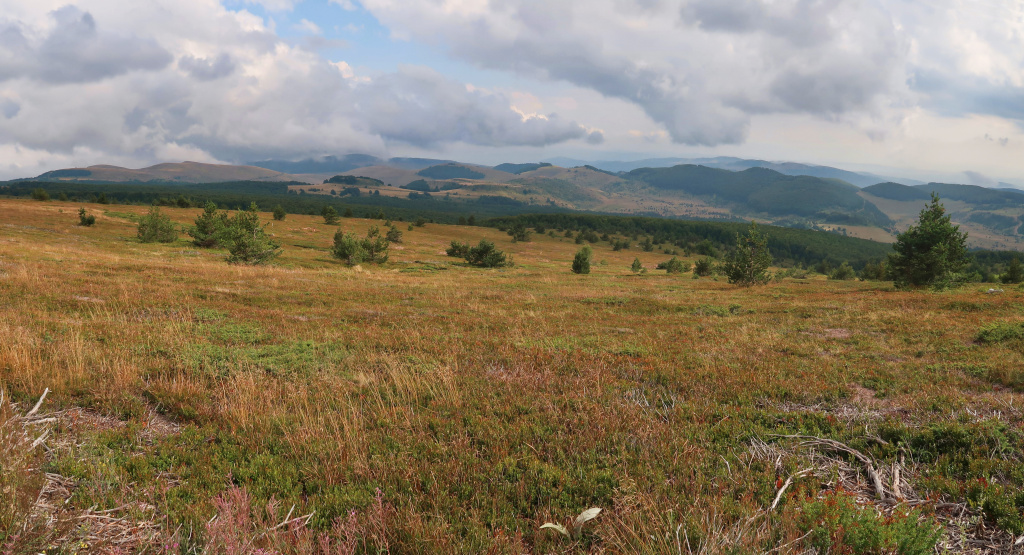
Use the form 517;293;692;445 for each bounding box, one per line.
359;0;912;146
353;66;590;148
963;170;995;186
294;18;322;35
330;0;359;10
0;2;592;178
178;53;237;81
0;6;172;84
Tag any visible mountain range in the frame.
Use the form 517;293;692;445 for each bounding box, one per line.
20;155;1024;250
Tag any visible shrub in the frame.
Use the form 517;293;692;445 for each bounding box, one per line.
188;201;230;248
656;257;689;274
829;262;856;280
343;207;353;218
640;237;654;252
976;322;1024;344
137;206;178;243
446;241;470;258
465;240;512;268
322;206;339;225
571;246;592;275
860;260;887;281
800;491;941;555
414;217;427;227
693;257;714;277
30;188;49;201
385;226;403;244
1002;257;1023;284
887;193;968;290
507;221;532;243
226;203;281;265
77;207;95;227
332;226;389;265
722;222;772;286
272;205;286;221
630;257;643;273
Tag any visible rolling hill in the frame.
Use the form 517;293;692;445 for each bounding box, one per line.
627;165;892;226
36;162;293;183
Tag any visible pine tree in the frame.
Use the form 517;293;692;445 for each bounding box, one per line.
887;194;968;289
722;222;772;286
227;203;280;265
189;201;230;248
272;205;286;221
1002;257;1023;284
571;246;592;275
137;206;178;243
77;207;96;227
630;257;643;273
322;206;339;225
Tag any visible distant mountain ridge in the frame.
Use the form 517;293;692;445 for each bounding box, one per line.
35;161;291;183
628;164;892;226
543;156;922;187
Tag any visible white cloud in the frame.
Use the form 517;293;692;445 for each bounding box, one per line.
0;1;593;178
358;0;1024;149
329;0;359;10
294;18;321;35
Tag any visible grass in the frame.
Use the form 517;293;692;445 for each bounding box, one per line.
2;198;1024;552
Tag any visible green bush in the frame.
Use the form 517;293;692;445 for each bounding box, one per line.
137;206;178;243
1002;258;1023;284
446;241;470;258
30;188;49;201
188;201;231;248
77;208;95;227
722;222;772;286
464;240;512;268
630;258;643;274
800;491;941;554
829;262;856;280
272;205;286;221
226;203;281;265
571;246;592;275
507;221;531;243
656;257;689;274
887;194;968;290
332;226;389;265
976;322;1024;344
693;257;714;277
385;226;403;244
322;206;339;225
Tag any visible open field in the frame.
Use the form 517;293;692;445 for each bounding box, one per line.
3;198;1024;553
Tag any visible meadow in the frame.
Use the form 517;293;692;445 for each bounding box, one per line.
2;198;1024;553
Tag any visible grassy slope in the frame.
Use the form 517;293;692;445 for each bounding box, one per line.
3;198;1024;552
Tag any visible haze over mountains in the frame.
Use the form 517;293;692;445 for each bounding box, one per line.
22;154;1024;251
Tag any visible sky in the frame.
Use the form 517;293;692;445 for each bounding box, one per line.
0;0;1022;185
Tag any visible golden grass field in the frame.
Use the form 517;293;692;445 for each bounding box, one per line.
3;198;1024;554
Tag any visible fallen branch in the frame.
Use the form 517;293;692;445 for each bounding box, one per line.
770;468;814;511
772;434;887;500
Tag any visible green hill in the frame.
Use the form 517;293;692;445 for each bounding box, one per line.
862;182;931;201
627;165;892;226
917;183;1024;207
417;164;486;180
494;162;552;174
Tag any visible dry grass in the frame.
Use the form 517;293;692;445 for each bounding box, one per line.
2;198;1024;553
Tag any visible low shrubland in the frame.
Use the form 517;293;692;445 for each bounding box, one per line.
2;198;1024;553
